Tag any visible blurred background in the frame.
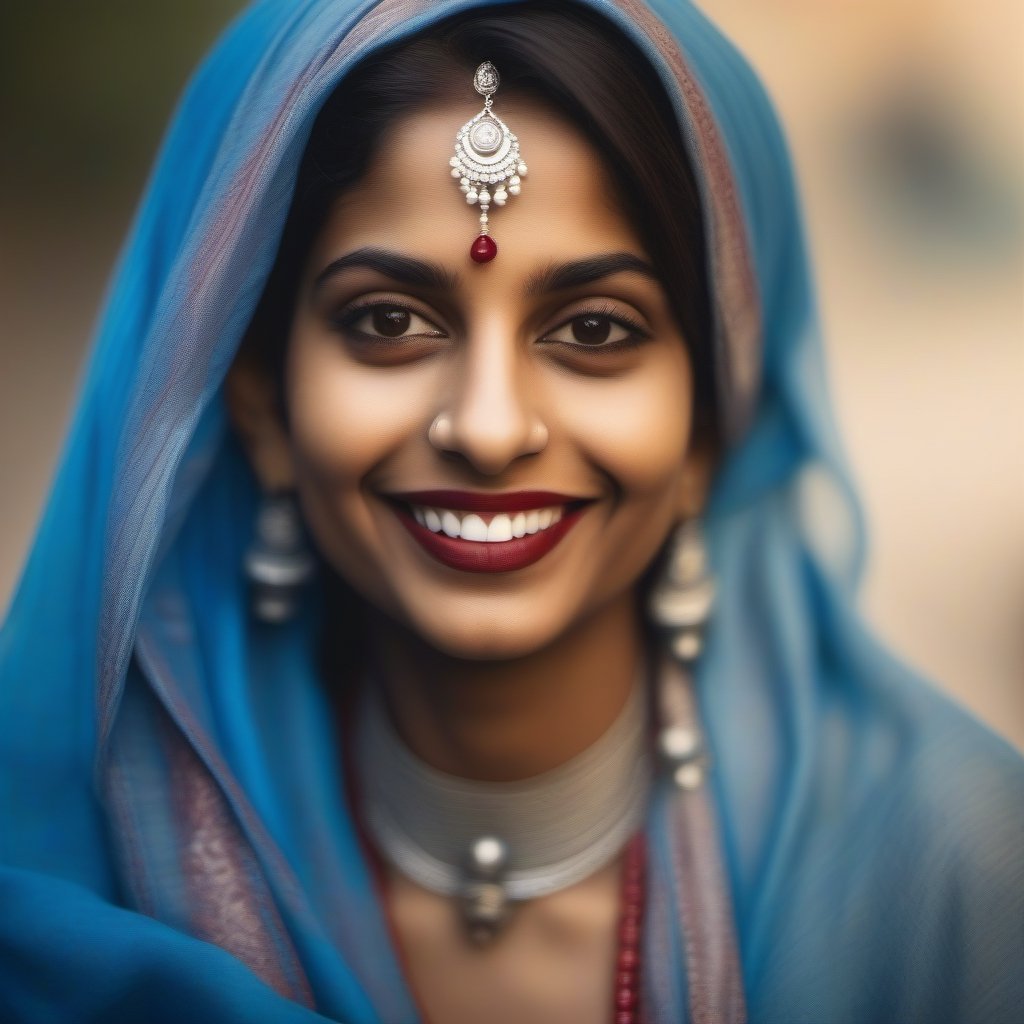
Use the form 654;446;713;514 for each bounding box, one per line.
1;2;1021;748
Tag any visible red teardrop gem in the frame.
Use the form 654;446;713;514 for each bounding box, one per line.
470;234;497;263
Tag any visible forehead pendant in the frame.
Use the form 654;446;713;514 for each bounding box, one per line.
449;62;528;263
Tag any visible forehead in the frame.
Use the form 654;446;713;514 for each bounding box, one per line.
307;98;649;278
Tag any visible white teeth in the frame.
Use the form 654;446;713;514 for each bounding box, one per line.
487;514;513;542
411;504;567;542
460;514;489;542
441;511;461;538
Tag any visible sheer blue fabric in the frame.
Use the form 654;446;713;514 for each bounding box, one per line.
1;1;1021;1022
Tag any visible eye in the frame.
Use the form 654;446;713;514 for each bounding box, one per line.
337;301;445;340
541;311;649;349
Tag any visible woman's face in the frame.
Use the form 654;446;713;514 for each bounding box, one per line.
282;98;701;660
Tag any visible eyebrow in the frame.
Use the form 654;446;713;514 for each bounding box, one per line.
524;252;658;295
312;247;460;294
311;247;658;297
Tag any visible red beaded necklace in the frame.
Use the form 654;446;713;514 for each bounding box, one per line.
614;833;647;1024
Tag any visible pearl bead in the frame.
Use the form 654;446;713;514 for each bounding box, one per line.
469;836;508;874
674;761;705;791
672;630;703;662
650;576;714;628
508;184;521;196
659;724;701;763
466;191;478;204
517;161;528;175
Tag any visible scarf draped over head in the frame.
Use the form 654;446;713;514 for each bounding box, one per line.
1;1;1021;1022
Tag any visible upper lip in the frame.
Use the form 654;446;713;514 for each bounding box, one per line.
387;490;590;513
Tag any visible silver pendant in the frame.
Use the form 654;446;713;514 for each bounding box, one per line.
449;62;528;262
459;835;511;945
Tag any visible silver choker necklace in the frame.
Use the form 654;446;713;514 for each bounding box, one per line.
355;677;653;943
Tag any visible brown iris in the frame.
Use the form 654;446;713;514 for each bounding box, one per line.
571;315;612;345
373;304;412;337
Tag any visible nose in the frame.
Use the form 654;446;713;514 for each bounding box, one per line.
429;332;548;475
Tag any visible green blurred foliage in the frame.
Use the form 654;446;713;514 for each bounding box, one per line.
0;2;245;212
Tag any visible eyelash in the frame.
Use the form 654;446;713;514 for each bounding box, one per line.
332;298;444;345
330;299;652;352
540;303;651;353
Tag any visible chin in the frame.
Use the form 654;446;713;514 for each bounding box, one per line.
401;604;571;663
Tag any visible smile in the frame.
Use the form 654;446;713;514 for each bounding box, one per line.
411;505;564;542
387;490;591;573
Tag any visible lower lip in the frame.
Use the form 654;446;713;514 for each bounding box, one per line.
392;505;587;573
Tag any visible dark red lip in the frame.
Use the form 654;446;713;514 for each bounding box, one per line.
391;503;588;574
388;490;586;514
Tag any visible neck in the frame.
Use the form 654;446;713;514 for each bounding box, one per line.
365;592;643;781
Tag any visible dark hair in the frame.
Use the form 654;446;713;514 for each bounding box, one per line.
246;1;717;447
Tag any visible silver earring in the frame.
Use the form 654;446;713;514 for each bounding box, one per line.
244;493;314;622
648;519;715;664
649;520;715;792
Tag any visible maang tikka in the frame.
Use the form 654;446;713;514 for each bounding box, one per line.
450;62;527;263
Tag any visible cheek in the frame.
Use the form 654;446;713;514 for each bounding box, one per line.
553;347;695;603
283;330;431;485
564;349;694;500
281;330;436;604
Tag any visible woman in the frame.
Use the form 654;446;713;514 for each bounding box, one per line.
0;1;1020;1022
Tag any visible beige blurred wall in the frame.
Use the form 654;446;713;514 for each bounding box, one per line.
697;0;1024;747
2;2;1022;748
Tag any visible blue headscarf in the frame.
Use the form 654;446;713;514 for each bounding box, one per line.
1;1;1021;1022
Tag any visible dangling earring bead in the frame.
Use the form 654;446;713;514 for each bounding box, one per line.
657;655;709;791
244;493;314;622
648;519;715;663
450;62;527;263
650;520;714;790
